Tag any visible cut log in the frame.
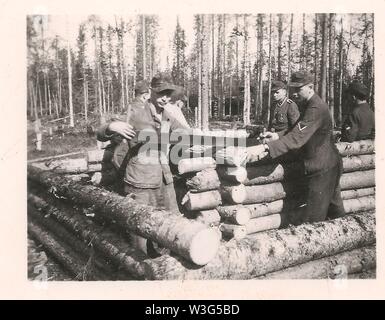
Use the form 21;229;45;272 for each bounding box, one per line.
217;165;248;184
196;210;221;226
28;220;106;280
217;205;251;225
245;214;282;235
87;149;104;164
244;154;374;186
220;184;247;204
142;212;375;279
27;165;221;266
44;158;89;174
185;168;221;191
219;224;247;240
91;172;102;185
343;196;375;213
27;193;146;279
88;163;102;172
28;151;84;164
259;245;376;279
178;157;216;174
336;140;374;157
215;146;248;167
340;170;375;190
243;183;287;204
182;190;222;211
341;187;375;200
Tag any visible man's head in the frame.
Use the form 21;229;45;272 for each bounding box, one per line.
347;81;368;103
135;80;150;101
271;80;287;103
149;73;178;109
289;71;315;102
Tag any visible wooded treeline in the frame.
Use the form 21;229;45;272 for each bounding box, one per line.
27;13;374;129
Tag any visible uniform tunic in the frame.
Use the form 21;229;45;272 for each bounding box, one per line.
341;102;375;142
271;97;300;137
267;93;345;223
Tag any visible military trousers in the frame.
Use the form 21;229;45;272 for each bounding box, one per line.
297;160;346;224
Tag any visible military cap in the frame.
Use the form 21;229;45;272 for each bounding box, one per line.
271;80;286;91
347;81;368;98
150;73;178;93
288;71;314;87
134;80;149;94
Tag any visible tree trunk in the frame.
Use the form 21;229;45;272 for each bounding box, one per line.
30;158;89;174
66;18;74;127
243;182;287;204
28;194;146;279
277;14;283;80
182;190;222;211
338;16;344;126
185;168;220;191
220;184;246;204
27;166;221;266
142;212;375;279
341;187;375;200
314;14;318;92
319;14;328;100
260;245;376;279
201;14;210;129
267;14;273;125
243;14;251;125
328;13;336;125
178;157;216;174
287;14;294;85
340;170;375;190
217;205;251;225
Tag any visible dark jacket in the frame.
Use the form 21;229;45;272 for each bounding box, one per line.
270;98;300;137
267;93;341;175
97;101;189;188
341;102;375;142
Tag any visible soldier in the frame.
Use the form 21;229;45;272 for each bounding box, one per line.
270;80;300;137
247;71;345;224
341;81;375;142
97;73;190;256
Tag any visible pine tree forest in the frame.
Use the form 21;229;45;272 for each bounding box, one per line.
27;13;374;129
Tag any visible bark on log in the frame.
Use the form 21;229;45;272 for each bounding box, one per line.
142;212;375;279
196;210;221;226
45;158;89;174
217;205;251;225
27;193;146;279
259;245;376;279
182;190;222;211
28;220;107;280
336;140;374;157
215;146;248;167
217;166;248;184
219;224;247;240
245;214;282;234
185;169;220;191
219;196;375;222
340;170;375;190
243;183;287;204
341;187;375;200
27;166;221;266
178;157;216;174
87;149;105;163
244;154;374;186
220;184;247;204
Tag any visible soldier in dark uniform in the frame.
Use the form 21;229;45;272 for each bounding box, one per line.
247;71;345;224
341;81;375;142
270;80;300;137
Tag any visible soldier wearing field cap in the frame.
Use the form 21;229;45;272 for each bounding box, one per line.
270;80;300;137
341;81;375;142
246;70;345;224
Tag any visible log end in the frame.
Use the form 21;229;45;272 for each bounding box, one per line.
231;184;247;204
235;207;251;225
189;227;221;265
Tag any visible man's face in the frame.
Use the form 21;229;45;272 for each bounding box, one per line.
292;83;312;102
150;90;173;109
272;88;286;102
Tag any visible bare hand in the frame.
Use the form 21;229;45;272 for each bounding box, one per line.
108;121;136;140
259;131;279;143
246;145;268;163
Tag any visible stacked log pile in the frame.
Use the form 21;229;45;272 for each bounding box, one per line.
27;139;376;280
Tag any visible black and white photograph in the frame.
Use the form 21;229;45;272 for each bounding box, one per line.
1;0;385;300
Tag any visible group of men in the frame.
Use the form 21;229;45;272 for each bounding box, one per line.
97;71;375;255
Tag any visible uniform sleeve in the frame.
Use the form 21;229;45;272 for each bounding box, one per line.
267;105;323;159
341;112;359;143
